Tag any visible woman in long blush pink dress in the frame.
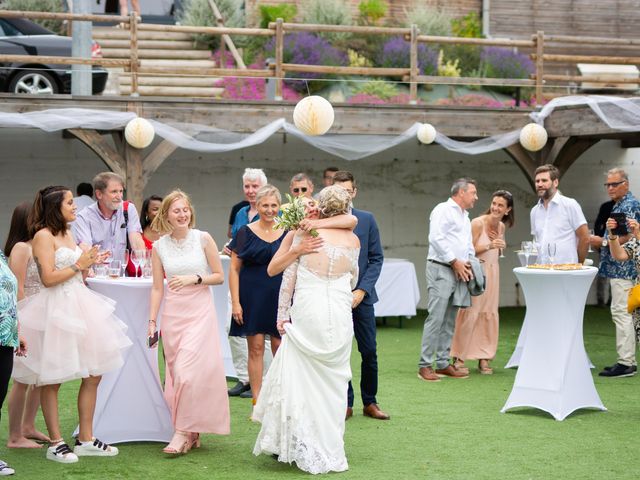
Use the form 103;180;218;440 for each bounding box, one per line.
450;190;514;375
148;190;230;455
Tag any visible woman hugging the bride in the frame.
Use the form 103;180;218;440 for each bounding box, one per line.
252;185;360;475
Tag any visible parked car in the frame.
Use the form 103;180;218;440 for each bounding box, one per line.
0;17;108;94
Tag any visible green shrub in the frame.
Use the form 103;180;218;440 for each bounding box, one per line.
259;3;297;28
1;0;65;34
357;0;387;26
302;0;352;43
447;12;484;77
403;4;451;37
353;80;398;100
177;0;245;49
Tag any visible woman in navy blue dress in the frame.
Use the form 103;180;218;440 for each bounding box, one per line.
229;185;286;406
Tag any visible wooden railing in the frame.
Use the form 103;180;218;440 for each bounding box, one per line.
2;9;640;104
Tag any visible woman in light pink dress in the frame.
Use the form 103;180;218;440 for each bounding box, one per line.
450;190;514;374
148;190;230;455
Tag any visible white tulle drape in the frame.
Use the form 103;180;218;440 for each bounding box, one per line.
0;95;638;160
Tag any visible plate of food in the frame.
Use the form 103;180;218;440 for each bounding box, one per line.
526;263;584;270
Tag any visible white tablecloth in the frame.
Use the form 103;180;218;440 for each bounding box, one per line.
84;256;232;443
501;267;606;421
373;259;420;317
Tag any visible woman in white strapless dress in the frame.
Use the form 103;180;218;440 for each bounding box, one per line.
253;186;360;475
16;186;131;463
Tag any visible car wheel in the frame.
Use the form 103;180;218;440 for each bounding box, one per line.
8;70;59;94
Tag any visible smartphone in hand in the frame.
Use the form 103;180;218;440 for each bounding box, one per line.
147;330;159;348
610;212;629;235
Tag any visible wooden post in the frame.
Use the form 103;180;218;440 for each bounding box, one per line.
535;30;544;106
125;144;144;208
129;13;139;96
409;24;418;105
274;18;284;101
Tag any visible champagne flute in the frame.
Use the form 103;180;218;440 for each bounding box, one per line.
499;233;505;259
521;241;532;266
588;228;594;253
548;242;557;269
121;249;130;277
131;249;142;277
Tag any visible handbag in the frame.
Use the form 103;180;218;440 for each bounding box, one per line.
627;284;640;313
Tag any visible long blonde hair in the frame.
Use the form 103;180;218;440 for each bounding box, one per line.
151;189;196;234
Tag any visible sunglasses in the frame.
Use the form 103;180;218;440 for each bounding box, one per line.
292;187;308;193
494;190;513;199
604;181;626;188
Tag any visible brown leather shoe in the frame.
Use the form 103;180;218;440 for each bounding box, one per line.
435;365;469;378
345;407;353;420
417;366;440;382
363;403;390;420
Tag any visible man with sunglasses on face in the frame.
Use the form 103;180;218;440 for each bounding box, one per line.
289;173;314;198
590;167;640;378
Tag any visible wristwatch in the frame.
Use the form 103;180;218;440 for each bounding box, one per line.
195;274;203;284
602;239;608;247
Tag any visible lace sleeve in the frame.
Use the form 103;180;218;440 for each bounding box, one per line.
277;259;299;325
350;248;360;290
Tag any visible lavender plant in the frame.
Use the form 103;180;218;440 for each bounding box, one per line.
266;33;348;92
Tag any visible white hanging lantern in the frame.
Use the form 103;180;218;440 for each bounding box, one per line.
417;123;437;144
125;117;155;149
293;96;334;136
519;123;548;152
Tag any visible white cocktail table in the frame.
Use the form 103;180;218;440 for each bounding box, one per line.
501;266;606;421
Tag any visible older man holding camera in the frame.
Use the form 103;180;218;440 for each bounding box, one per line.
590;167;640;378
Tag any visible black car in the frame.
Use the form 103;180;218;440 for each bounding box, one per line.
0;17;108;94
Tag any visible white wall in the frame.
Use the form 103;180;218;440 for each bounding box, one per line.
1;127;638;307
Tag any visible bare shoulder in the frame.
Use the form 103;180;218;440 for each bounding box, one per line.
471;216;485;226
10;241;30;257
33;228;54;243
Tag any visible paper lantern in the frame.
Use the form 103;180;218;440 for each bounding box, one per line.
125;117;155;149
519;123;548;152
417;123;437;144
293;96;334;136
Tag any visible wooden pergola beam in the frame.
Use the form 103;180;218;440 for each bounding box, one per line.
66;129;177;208
67;128;126;181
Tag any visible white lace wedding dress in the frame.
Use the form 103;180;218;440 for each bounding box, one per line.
252;240;359;475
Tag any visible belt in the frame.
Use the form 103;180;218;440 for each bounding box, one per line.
428;259;451;268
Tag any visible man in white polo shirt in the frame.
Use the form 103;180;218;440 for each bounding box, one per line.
530;164;589;264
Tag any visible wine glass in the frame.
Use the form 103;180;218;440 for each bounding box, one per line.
121;249;130;277
499;233;505;259
138;250;147;273
547;242;557;269
521;241;533;266
588;228;594;253
131;249;143;277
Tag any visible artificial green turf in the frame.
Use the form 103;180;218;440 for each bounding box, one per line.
1;306;637;479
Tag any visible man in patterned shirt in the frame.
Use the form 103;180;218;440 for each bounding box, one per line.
590;167;640;378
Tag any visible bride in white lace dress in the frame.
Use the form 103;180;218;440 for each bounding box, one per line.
253;186;360;474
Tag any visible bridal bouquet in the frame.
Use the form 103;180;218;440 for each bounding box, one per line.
274;194;319;237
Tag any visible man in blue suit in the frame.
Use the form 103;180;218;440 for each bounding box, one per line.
333;171;389;420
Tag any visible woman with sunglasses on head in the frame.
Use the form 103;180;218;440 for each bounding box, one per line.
450;190;515;375
14;186;131;463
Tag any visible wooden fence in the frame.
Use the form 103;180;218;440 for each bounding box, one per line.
1;9;640;104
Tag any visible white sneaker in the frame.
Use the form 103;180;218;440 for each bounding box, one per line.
46;442;79;464
0;460;15;476
73;438;119;457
